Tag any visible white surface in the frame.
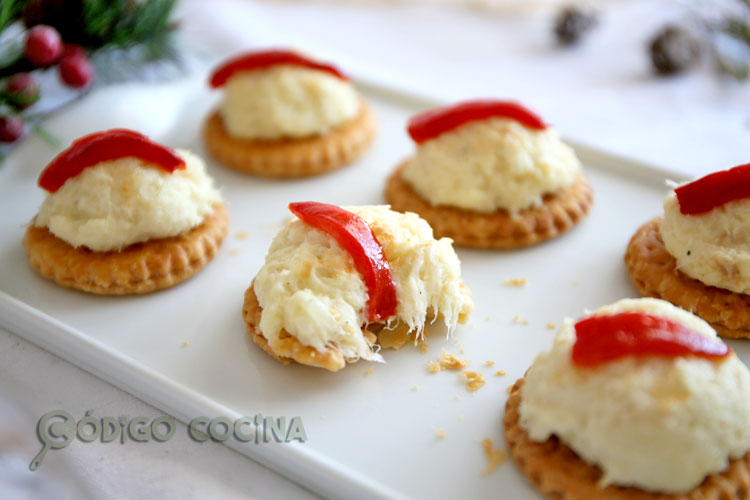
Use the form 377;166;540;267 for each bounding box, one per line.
2;0;749;498
3;73;750;499
178;0;750;179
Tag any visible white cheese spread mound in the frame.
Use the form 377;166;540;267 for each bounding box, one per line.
253;205;473;362
402;117;581;214
219;65;360;140
35;149;222;252
519;297;750;493
661;192;750;293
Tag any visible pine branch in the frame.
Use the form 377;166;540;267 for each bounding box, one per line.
0;0;23;36
81;0;177;53
723;16;750;45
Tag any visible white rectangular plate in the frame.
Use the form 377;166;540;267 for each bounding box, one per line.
2;76;747;500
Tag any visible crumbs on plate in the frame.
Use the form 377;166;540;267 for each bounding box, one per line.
513;314;529;325
481;438;508;476
428;350;470;373
504;277;527;287
439;350;469;370
461;371;486;392
436;428;447;439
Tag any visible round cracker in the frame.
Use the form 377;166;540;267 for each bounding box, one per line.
504;377;750;500
23;203;228;295
203;100;375;177
243;281;352;372
625;217;750;339
384;161;593;249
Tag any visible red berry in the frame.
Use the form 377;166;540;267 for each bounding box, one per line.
25;25;63;67
59;55;93;88
0;116;24;143
6;73;40;109
62;44;86;59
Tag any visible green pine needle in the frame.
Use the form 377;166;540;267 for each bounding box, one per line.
82;0;177;53
0;0;23;36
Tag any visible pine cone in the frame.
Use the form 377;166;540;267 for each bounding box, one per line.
649;26;700;75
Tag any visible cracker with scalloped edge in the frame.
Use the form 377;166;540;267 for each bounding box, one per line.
203;100;375;177
243;279;472;371
23;203;228;295
384;161;593;249
625;217;750;339
504;377;750;500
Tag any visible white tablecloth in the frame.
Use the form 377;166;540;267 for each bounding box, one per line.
2;0;748;498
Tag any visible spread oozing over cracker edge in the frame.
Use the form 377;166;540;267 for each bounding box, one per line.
253;205;472;365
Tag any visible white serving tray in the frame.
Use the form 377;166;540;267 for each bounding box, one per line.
2;75;747;500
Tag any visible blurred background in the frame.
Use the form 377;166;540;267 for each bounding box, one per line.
1;0;749;173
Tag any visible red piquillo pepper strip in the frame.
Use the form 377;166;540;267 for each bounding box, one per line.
38;129;185;193
675;163;750;215
407;99;547;144
572;312;730;367
209;49;348;88
288;202;398;323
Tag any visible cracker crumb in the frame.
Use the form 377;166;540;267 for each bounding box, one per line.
513;315;529;325
459;348;465;354
572;280;581;286
461;371;486;392
320;415;327;420
455;395;461;401
439;350;469;370
485;360;495;367
229;248;241;255
484;316;491;322
495;370;507;376
418;342;429;354
481;438;508;476
436;428;446;439
504;277;527;287
458;414;464;421
364;367;374;377
547;322;556;330
428;360;442;373
181;341;188;348
234;231;249;240
411;384;419;391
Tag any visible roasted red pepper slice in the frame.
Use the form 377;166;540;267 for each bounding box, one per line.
407;99;547;144
675;163;750;215
288;202;398;323
209;49;348;88
572;312;729;367
38;129;185;193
